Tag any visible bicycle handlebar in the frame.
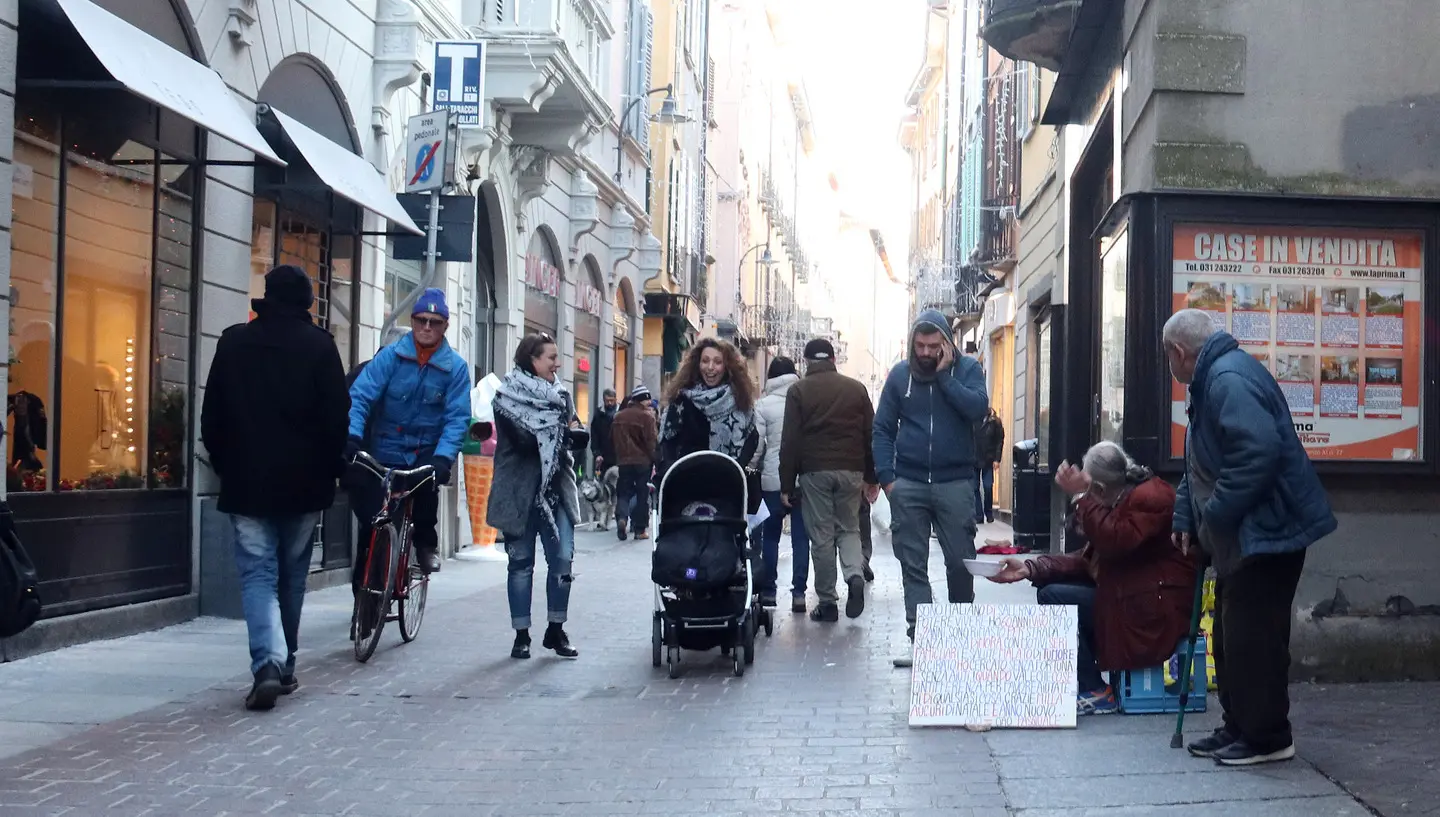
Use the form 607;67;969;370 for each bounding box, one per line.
351;450;436;493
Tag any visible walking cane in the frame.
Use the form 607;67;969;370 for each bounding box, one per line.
1170;572;1208;749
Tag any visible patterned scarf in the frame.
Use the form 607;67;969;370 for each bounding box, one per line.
662;382;752;457
493;368;569;533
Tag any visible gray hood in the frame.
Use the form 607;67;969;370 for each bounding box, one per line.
908;307;956;383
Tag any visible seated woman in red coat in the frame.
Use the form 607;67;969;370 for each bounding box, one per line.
990;441;1199;716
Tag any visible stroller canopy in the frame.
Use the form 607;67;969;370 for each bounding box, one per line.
657;451;749;539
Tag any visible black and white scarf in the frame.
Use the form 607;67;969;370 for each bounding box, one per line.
493;369;569;534
663;383;752;457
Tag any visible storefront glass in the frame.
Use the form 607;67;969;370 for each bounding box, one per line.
523;231;561;338
249;200;360;367
613;289;630;394
8;98;196;493
574;266;603;422
1099;226;1127;443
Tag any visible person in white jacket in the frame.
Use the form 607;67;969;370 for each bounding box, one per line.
752;357;812;612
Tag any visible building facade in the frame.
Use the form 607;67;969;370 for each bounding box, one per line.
0;0;658;654
984;0;1440;678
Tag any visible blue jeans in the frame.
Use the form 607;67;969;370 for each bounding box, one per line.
231;512;322;676
759;490;809;597
506;504;575;629
1037;582;1107;693
973;466;995;523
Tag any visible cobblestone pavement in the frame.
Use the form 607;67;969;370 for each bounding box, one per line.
0;523;1377;815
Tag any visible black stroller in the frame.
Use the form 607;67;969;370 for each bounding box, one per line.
651;450;773;677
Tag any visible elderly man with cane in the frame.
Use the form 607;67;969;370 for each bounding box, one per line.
1163;308;1336;766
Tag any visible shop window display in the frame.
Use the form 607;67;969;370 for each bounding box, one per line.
7;101;194;492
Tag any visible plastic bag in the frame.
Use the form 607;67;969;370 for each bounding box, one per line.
470;373;502;423
869;489;892;541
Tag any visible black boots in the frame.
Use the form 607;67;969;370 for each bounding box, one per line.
511;629;531;659
543;623;579;658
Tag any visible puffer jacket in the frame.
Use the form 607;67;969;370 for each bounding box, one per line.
752;373;798;492
347;333;472;468
1174;330;1337;561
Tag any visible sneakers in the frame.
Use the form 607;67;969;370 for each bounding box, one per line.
511;629;531;659
634;530;650;541
1187;728;1237;758
416;548;441;574
809;603;839;622
759;593;777;608
1077;686;1118;716
245;663;283;712
279;672;299;695
845;576;866;619
617;521;628;541
791;595;807;614
543;624;579;658
863;564;875;582
1213;740;1296;766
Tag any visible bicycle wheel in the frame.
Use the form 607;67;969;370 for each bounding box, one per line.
353;526;395;662
397;527;429;642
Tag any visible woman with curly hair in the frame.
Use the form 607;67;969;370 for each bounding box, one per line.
656;338;760;487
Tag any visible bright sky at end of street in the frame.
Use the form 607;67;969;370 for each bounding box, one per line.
790;0;930;365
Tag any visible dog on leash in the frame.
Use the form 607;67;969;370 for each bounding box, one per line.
579;466;620;531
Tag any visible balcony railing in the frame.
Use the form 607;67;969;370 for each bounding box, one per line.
979;0;1083;72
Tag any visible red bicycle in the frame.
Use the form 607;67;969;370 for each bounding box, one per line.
350;450;434;662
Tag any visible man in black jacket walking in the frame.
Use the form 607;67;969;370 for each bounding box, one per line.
201;265;350;712
974;407;1005;524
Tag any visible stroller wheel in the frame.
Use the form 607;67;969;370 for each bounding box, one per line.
666;646;681;679
733;648;745;677
651;614;663;668
762;608;774;638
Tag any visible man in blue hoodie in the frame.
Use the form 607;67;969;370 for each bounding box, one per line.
1164;308;1336;767
873;309;990;641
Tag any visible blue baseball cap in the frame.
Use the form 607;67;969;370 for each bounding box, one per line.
413;288;449;320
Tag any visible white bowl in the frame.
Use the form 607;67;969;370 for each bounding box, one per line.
963;558;1004;578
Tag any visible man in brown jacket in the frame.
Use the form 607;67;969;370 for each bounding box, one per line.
611;386;658;541
781;339;879;621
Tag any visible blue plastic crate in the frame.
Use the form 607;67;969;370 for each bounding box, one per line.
1117;637;1208;715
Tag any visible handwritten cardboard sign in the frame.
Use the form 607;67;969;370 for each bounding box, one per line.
909;603;1078;729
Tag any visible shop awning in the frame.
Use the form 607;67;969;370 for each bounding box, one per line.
264;107;424;236
53;0;285;166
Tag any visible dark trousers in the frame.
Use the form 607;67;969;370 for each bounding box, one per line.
858;497;872;568
1037;582;1107;692
615;464;651;533
348;476;440;587
973;466;995;522
1214;549;1306;752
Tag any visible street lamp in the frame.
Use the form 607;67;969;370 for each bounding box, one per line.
736;243;773;335
614;85;692;183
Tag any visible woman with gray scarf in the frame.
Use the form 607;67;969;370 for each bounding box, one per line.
657;339;760;497
488;333;590;660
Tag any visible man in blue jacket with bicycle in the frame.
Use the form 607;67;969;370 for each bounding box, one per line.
347;289;472;574
1164;308;1336;767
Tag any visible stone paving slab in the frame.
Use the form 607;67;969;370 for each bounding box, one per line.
1291;681;1440;817
0;521;1371;815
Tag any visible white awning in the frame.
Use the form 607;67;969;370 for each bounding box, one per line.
54;0;284;166
266;108;424;236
